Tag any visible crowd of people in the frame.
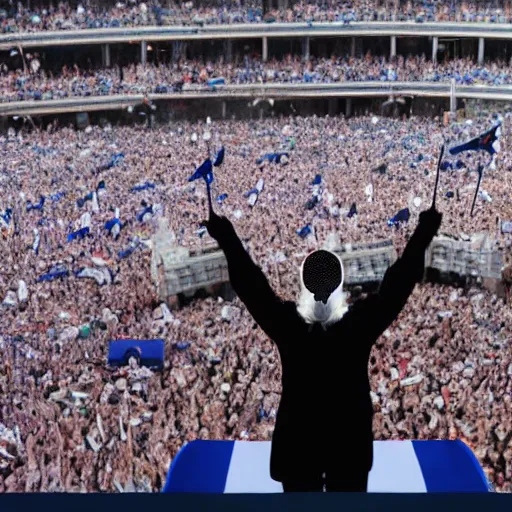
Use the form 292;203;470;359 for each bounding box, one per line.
1;0;512;33
3;54;512;102
0;111;511;492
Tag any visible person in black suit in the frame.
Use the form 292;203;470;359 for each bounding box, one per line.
201;207;442;492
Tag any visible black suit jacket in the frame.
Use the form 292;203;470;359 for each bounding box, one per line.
216;216;438;482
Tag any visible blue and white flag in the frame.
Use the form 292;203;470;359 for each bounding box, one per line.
137;204;161;223
119;237;141;259
97;180;106;194
448;122;501;158
446;122;502;214
188;159;214;185
81;212;92;230
37;264;69;282
77;192;94;208
0;208;12;226
76;267;112;286
244;178;264;207
217;193;228;205
67;227;90;242
105;208;122;239
207;77;226;88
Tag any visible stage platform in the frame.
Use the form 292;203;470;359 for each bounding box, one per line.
0;492;510;512
1;440;509;512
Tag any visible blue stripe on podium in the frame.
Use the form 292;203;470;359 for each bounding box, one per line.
412;440;488;492
164;441;235;493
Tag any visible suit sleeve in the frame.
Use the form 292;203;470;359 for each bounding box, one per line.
365;217;439;341
216;223;291;344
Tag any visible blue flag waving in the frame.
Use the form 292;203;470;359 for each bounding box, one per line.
447;122;502;216
213;147;225;167
37;264;69;282
448;122;501;157
50;192;66;202
188;159;214;185
67;227;90;242
1;208;12;225
297;225;312;239
108;153;125;169
216;193;228;204
388;208;410;228
27;196;45;212
105;218;122;232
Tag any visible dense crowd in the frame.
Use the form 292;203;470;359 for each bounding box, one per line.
2;0;512;33
3;54;512;102
0;112;511;492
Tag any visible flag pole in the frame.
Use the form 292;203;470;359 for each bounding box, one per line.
206;180;214;216
470;164;484;217
431;144;445;211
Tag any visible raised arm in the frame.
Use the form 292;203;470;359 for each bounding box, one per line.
201;212;290;343
365;208;442;339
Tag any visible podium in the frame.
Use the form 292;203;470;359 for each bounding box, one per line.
163;440;490;493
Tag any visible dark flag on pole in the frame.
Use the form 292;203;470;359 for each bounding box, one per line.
188;159;214;185
188;158;215;214
387;208;410;229
213;147;225;167
446;122;502;216
448;122;501;157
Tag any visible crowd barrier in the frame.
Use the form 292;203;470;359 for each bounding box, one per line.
152;232;503;300
1;21;512;48
2;82;512;116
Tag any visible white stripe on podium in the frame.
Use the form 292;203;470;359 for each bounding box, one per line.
368;440;427;493
224;441;284;493
224;440;427;493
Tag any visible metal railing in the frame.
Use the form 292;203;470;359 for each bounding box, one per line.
1;81;512;116
1;21;512;49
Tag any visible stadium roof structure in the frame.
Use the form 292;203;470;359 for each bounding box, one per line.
163;440;491;493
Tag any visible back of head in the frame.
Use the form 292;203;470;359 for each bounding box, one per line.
297;249;349;329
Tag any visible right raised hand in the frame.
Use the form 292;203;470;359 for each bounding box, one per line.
418;208;443;243
199;210;235;244
419;207;442;232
